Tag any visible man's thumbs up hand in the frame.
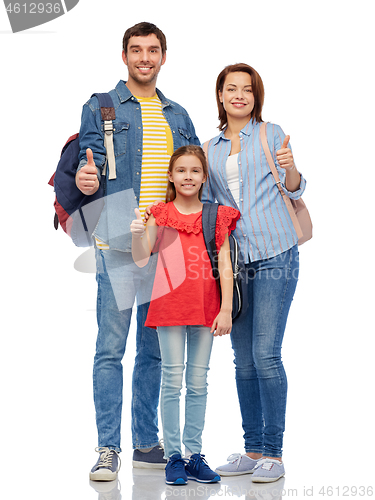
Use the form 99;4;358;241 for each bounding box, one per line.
276;135;296;171
76;148;100;195
130;208;146;238
86;148;96;167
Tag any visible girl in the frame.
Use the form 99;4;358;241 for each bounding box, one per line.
202;64;306;483
131;145;240;485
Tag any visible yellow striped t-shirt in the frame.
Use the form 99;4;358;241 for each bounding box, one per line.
95;94;173;250
136;95;173;217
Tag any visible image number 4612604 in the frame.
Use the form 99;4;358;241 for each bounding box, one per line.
3;0;79;33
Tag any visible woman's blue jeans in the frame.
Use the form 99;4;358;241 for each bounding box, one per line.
157;325;214;459
93;248;161;452
230;245;299;458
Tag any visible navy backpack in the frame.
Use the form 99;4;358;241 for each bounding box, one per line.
202;203;247;322
48;93;116;247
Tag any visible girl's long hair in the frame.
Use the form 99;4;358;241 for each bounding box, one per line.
166;145;208;202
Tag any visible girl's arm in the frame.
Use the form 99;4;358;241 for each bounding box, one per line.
130;208;158;268
210;233;233;337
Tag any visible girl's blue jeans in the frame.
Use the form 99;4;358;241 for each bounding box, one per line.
157;325;214;459
230;244;299;458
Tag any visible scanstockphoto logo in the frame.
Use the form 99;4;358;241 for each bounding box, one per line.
3;0;79;33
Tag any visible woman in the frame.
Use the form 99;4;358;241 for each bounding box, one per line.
202;63;306;483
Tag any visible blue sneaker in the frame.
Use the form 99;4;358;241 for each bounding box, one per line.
89;447;121;481
132;441;167;469
165;454;188;485
185;454;221;483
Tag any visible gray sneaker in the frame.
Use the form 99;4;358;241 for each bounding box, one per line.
132;440;167;469
215;453;259;476
90;447;121;481
251;458;285;483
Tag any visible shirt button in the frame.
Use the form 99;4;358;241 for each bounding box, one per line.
138;127;141;129
136;172;139;175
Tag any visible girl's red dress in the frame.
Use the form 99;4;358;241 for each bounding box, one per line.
144;202;240;329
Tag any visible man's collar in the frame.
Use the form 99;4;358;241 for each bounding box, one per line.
115;80;172;107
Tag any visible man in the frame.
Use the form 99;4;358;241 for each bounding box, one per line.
76;22;200;481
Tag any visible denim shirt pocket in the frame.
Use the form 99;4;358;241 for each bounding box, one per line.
107;122;130;158
178;127;192;145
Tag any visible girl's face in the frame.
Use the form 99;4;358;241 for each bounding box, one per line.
218;71;255;122
168;155;206;199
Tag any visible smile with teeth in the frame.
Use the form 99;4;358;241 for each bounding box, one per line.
138;66;152;72
232;102;246;107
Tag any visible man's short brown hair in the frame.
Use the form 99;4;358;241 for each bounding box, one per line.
123;22;167;55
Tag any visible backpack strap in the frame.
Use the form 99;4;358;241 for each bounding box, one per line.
91;93;117;180
202;203;220;280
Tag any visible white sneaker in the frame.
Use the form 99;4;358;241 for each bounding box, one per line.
251;458;285;483
215;453;259;476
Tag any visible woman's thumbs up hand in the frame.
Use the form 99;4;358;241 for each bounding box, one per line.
276;135;296;171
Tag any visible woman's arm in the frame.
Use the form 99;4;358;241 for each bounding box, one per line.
130;208;158;268
211;233;233;337
276;135;301;192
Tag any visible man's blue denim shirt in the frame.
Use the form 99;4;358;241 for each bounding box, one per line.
78;80;200;251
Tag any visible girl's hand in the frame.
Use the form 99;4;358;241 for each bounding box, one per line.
130;208;145;238
211;310;232;337
276;135;296;171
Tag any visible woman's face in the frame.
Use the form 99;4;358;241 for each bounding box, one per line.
219;71;255;122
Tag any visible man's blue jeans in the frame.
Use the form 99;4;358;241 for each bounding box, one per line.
230;245;299;458
93;248;161;452
157;325;213;459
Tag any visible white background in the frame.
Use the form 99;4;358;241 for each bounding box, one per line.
1;1;374;499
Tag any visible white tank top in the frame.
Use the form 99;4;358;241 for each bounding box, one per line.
226;153;239;205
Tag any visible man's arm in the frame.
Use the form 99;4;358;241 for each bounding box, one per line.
76;98;107;195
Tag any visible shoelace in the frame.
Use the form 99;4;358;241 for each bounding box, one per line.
227;453;242;463
169;456;188;470
226;453;249;470
95;447;121;471
254;458;281;471
189;454;212;472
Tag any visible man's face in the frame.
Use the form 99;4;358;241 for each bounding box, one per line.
122;34;166;87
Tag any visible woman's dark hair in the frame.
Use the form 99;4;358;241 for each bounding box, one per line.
216;63;264;130
166;145;208;202
123;22;167;55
